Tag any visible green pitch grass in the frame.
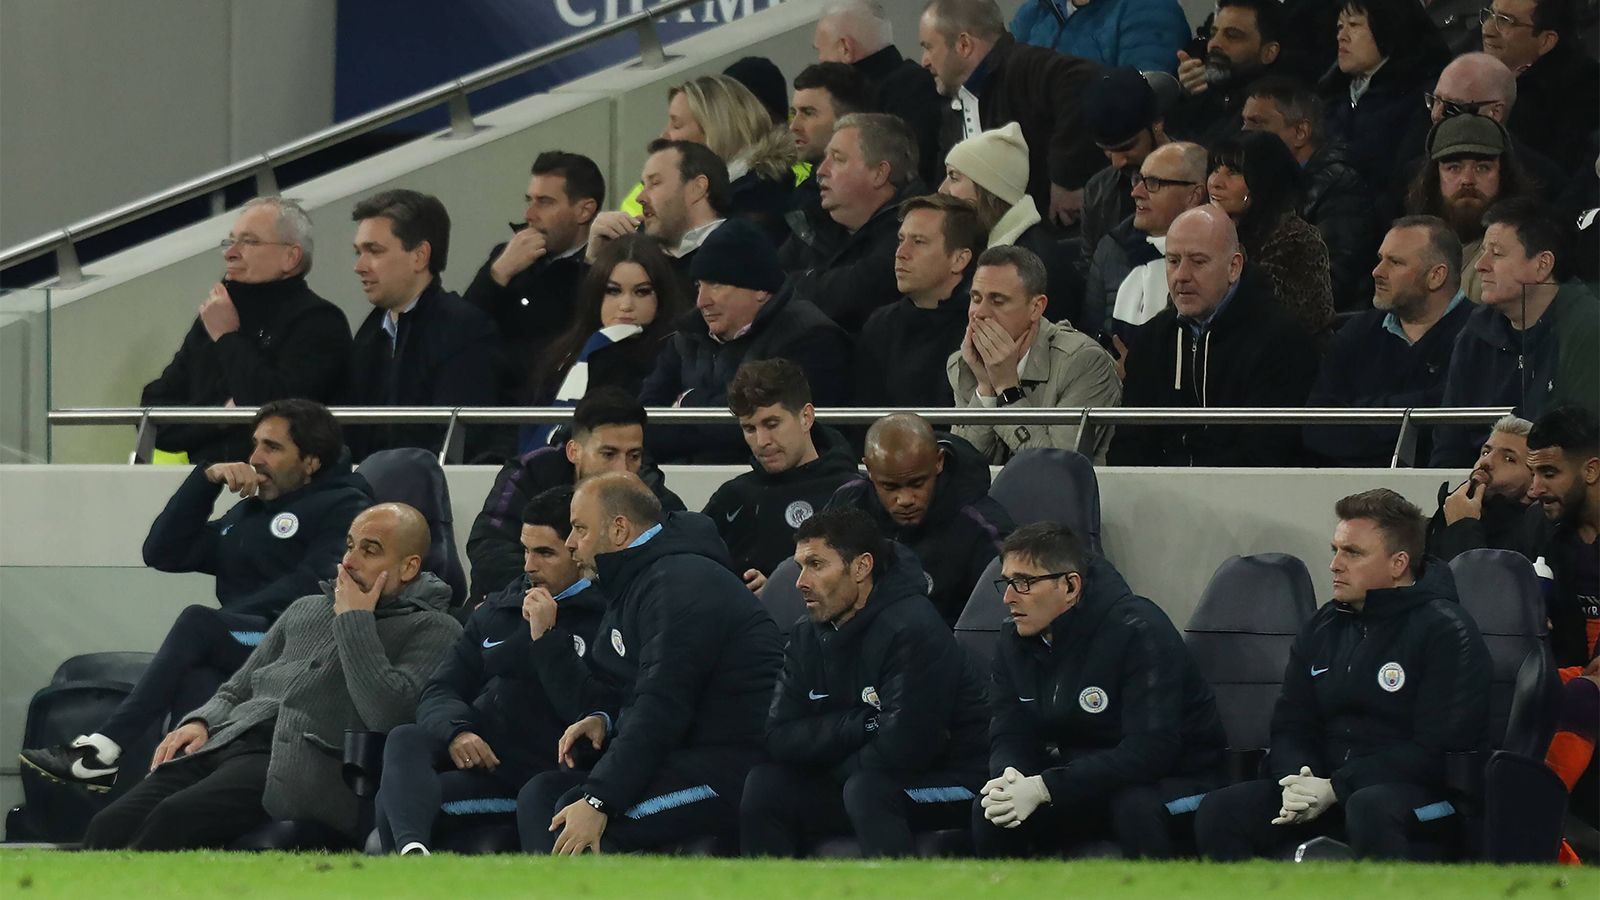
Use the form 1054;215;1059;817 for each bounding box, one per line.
0;852;1594;899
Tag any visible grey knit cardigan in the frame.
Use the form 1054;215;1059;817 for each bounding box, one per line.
182;572;462;834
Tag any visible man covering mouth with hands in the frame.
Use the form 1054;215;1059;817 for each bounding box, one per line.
373;486;605;856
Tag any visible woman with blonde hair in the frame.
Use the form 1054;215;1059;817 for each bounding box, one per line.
662;73;797;244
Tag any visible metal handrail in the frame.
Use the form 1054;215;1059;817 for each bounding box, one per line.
0;0;703;281
47;406;1512;468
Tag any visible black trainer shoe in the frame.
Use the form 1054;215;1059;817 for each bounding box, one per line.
19;742;118;793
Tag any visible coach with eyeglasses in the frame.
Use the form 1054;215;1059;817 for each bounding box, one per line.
972;522;1226;859
141;198;352;465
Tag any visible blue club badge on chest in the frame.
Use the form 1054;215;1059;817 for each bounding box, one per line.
1377;661;1406;692
861;686;882;710
270;512;299;539
610;628;626;658
784;500;815;528
1079;686;1109;714
573;634;587;658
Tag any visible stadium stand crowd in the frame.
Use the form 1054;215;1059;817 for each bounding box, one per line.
12;0;1600;866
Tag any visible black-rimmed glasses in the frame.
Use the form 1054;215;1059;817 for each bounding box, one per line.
993;572;1075;595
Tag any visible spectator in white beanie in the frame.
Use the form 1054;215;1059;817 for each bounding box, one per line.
941;124;1081;324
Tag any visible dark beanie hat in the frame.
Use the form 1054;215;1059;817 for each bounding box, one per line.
724;56;789;126
1085;67;1164;147
689;219;784;293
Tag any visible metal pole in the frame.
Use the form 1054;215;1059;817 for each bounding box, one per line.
1389;408;1416;469
54;240;84;287
254;157;279;197
445;89;481;139
439;409;465;465
635;16;668;68
130;411;155;465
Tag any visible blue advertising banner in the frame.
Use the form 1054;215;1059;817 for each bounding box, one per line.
334;0;787;133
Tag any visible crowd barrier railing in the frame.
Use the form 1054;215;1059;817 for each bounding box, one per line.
0;0;705;285
45;406;1513;468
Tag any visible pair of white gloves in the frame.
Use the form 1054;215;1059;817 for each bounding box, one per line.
980;767;1052;828
1271;766;1338;825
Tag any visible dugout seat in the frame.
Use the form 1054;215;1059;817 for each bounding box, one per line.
7;653;162;843
357;448;468;607
1446;550;1567;862
758;558;806;637
987;449;1102;554
953;557;1005;668
1183;553;1316;782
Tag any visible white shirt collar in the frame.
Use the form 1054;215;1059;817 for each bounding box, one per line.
672;218;725;259
381;292;423;341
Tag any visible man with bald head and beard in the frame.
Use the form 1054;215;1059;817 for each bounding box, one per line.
826;413;1013;626
1398;52;1565;203
1110;206;1319;467
81;503;461;850
519;473;781;855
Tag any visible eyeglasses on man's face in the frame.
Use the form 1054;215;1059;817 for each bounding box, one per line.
1479;7;1535;31
1133;174;1201;193
993;571;1075;595
1423;92;1499;118
219;236;291;250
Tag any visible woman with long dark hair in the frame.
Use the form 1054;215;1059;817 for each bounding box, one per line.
1207;130;1335;335
518;234;684;451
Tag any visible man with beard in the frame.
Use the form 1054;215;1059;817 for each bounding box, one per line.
1424;415;1537;561
1167;0;1284;147
462;152;605;390
1525;407;1600;670
21;401;372;792
140;199;350;465
1304;216;1472;467
1404;114;1534;301
739;508;989;857
586;141;729;295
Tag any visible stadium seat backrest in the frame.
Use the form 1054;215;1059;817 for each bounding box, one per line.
1183;554;1317;751
50;651;158;686
1449;550;1547;748
1503;644;1562;760
761;557;806;637
357;448;468;605
987;449;1102;554
11;653;162;842
954;556;1006;667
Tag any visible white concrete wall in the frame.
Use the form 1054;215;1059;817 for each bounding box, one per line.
0;0;337;248
0;462;1461;833
34;0;867;465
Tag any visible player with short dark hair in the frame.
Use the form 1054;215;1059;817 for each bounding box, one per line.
703;360;859;592
740;507;988;857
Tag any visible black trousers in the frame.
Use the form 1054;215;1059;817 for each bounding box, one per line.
1194;777;1459;861
100;605;267;750
373;722;545;852
517;761;740;853
969;774;1215;859
740;763;983;858
81;725;273;850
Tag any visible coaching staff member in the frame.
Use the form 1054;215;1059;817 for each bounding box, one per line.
975;523;1226;858
740;508;988;857
1195;489;1492;860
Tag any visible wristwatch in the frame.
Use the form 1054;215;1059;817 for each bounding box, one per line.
582;793;606;813
996;386;1026;407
